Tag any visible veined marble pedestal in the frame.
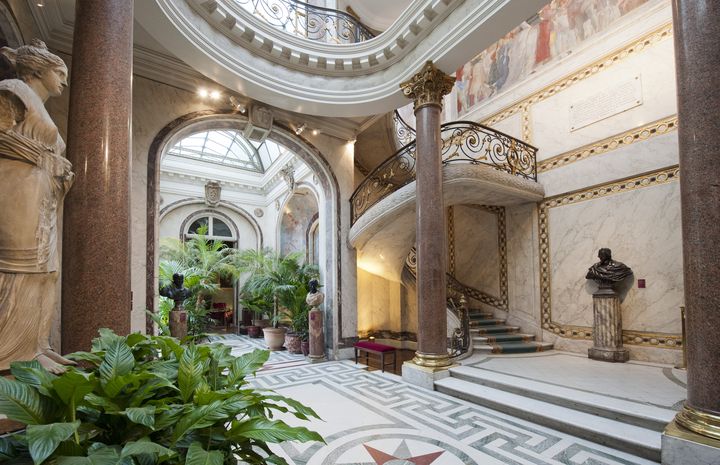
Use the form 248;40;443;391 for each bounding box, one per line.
588;287;629;363
662;420;720;464
308;307;326;363
169;310;188;340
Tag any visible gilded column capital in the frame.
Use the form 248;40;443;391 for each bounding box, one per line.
400;61;454;111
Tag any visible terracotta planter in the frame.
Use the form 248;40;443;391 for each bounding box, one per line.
263;327;287;351
301;341;310;356
246;325;262;338
285;333;302;354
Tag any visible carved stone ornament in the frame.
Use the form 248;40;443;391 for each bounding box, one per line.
253;208;264;218
204;180;221;207
279;165;295;192
400;60;454;111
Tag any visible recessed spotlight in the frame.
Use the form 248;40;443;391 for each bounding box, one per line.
210;90;221;100
197;88;208;98
311;129;319;136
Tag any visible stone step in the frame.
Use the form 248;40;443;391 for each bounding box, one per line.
472;341;554;354
472;332;536;343
435;376;662;462
468;318;506;326
467;311;493;318
446;365;675;432
472;324;519;334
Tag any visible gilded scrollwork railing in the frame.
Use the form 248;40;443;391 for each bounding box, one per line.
393;109;416;148
231;0;374;44
351;121;538;223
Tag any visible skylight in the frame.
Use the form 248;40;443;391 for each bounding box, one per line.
166;130;287;173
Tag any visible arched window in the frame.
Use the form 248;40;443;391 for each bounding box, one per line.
183;213;237;247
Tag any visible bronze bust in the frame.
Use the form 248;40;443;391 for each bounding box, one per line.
160;273;191;308
586;248;633;287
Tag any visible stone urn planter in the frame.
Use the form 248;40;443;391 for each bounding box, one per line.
285;332;302;354
263;327;287;351
246;325;262;338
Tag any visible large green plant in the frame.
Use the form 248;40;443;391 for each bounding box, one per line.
159;227;242;335
0;330;323;464
235;249;318;330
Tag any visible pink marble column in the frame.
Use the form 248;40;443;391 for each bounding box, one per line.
401;62;454;368
61;0;133;353
668;0;720;443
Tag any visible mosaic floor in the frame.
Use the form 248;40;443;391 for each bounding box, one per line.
209;335;661;464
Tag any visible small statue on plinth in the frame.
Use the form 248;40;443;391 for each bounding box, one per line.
159;273;191;339
305;279;325;362
585;248;633;363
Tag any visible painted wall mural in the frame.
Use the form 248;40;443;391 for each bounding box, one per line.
455;0;652;115
280;189;319;258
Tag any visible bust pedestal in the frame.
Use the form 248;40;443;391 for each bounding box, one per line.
169;306;188;340
588;285;629;363
308;307;325;362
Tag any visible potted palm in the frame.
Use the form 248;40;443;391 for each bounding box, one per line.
235;248;318;351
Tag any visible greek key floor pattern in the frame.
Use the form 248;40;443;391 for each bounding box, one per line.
207;334;309;371
249;361;659;465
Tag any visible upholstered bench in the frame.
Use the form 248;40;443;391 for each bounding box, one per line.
354;341;397;373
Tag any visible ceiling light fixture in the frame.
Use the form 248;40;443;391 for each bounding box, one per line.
311;129;319;136
295;124;306;135
197;88;209;98
209;90;221;100
229;96;247;113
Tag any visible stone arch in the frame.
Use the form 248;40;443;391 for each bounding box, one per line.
146;110;342;348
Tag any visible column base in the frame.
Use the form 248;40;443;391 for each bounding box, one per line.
662;420;720;464
307;355;327;364
675;403;720;441
402;360;456;390
588;347;629;363
412;352;452;368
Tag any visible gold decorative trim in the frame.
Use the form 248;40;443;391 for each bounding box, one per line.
401;61;454;111
482;22;673;127
447;206;455;275
676;404;720;441
538;115;679;173
521;104;532;143
538;165;682;349
412;352;452;368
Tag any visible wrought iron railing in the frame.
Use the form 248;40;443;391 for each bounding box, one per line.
393;109;416;148
232;0;374;44
448;295;470;358
351;121;538;223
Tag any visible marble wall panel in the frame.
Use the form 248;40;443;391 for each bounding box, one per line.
532;38;676;160
279;189;319;257
548;181;682;333
453;206;501;297
488;112;522;142
356;268;402;334
505;203;542;336
539;131;679;197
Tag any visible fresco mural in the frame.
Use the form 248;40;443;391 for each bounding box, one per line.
279;189;319;259
455;0;653;115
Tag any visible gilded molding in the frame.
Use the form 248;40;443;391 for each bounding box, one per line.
447;206;455;275
412;352;452;369
538;115;679;173
676;404;720;441
482;22;673;127
521;104;532;143
401;61;455;111
538;166;682;349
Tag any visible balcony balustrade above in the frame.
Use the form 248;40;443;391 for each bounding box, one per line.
231;0;374;44
351;122;538;224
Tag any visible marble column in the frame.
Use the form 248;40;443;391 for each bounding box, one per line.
61;0;133;353
663;0;720;460
588;288;629;363
400;61;454;369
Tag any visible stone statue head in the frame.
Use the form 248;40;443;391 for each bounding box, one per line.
598;248;612;263
0;39;67;96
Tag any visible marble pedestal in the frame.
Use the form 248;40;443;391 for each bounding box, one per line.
308;307;326;362
169;309;188;340
588;288;629;363
402;361;455;390
662;420;720;464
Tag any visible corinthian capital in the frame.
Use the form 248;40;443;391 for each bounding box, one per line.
400;61;455;111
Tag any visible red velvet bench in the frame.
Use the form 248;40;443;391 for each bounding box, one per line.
354;341;397;373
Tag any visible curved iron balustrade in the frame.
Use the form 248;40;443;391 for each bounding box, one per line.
232;0;374;44
351;121;538;223
393;109;416;148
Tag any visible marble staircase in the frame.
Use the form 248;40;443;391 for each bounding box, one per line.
435;364;672;461
468;308;553;354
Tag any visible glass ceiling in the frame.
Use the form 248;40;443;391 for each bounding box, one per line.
166;129;287;173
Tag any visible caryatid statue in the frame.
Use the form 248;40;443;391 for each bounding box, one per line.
0;40;74;373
